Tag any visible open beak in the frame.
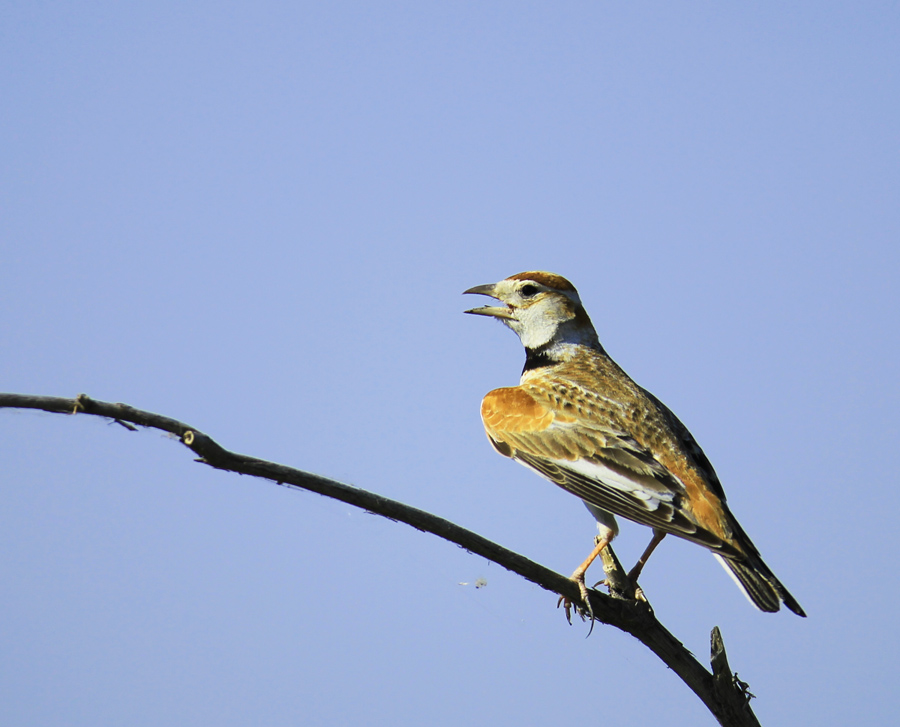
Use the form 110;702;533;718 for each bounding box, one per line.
463;283;514;320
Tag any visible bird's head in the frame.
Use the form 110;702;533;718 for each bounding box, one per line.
464;271;599;351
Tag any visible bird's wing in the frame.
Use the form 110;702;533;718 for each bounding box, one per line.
481;386;740;555
639;386;728;503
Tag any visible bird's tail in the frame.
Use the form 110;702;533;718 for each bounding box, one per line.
714;553;806;617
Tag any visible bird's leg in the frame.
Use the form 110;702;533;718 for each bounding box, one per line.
590;532;664;604
627;530;667;588
558;536;610;624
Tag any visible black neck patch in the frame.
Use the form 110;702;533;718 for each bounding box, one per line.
522;344;558;373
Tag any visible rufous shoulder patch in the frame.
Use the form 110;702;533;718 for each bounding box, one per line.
481;387;555;434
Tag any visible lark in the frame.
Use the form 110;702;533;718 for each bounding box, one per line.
465;271;805;616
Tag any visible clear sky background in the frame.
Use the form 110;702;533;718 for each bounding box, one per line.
2;3;898;725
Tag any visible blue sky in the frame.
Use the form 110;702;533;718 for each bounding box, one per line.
2;3;898;725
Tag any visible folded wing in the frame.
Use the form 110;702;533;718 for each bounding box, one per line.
481;385;742;557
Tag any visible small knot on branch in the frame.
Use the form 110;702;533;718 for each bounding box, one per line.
72;393;91;414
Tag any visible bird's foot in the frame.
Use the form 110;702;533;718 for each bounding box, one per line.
625;565;649;603
592;572;648;604
558;536;610;631
557;573;595;630
556;594;576;624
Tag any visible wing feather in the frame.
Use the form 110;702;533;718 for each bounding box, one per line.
481;386;740;556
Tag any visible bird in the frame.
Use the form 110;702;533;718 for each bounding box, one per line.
464;271;805;617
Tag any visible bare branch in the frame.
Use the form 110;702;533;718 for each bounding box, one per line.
1;392;763;726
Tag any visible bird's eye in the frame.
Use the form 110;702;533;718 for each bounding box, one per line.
520;284;539;297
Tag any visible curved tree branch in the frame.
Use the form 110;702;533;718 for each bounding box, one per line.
1;392;761;727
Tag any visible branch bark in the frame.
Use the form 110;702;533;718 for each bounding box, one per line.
1;392;761;726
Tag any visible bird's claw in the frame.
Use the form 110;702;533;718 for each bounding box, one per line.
624;567;650;603
593;575;649;604
557;575;595;634
557;594;576;624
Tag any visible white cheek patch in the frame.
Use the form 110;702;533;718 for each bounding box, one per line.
516;307;559;349
562;458;677;513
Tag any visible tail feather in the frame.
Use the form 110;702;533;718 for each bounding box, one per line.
714;554;806;617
